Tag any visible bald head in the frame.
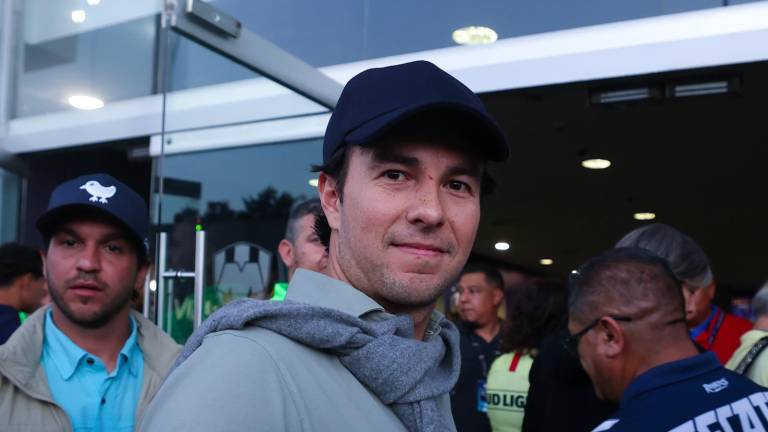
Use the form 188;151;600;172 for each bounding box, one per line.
569;247;686;332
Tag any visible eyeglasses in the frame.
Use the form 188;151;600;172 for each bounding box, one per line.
563;315;633;357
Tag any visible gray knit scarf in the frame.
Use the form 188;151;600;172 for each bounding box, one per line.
173;298;460;432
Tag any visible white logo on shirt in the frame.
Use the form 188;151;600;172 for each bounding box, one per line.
592;419;620;431
702;378;729;394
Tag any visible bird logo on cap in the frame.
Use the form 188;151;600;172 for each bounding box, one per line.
79;180;117;204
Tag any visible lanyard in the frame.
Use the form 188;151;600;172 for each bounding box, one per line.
470;335;501;378
705;308;726;349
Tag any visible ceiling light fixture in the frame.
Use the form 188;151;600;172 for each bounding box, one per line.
87;0;101;5
633;212;656;221
308;178;319;187
672;81;729;98
452;26;498;46
68;95;104;110
494;242;510;251
540;258;554;266
581;158;611;170
71;10;86;23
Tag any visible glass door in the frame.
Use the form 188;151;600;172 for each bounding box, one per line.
148;0;340;343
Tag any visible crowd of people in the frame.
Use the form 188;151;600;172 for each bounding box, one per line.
0;60;765;432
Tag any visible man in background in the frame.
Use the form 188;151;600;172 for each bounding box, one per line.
570;247;768;431
727;280;768;385
616;223;751;364
0;242;47;344
272;198;328;300
0;173;180;431
452;263;505;432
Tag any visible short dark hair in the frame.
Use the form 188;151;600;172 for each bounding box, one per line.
460;263;504;290
501;278;567;353
569;247;685;323
0;242;43;287
285;198;324;243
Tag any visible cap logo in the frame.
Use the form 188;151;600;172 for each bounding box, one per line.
79;180;117;204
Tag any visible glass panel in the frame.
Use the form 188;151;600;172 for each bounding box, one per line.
14;0;162;117
0;169;21;243
152;4;332;341
208;0;749;68
155;140;322;343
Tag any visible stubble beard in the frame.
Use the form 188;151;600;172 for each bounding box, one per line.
48;276;136;329
338;238;460;310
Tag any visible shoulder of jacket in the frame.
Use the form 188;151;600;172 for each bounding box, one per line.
132;311;181;375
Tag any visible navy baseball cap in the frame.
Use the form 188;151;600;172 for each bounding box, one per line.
36;173;149;252
323;60;509;164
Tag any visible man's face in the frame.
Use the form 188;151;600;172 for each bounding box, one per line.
19;275;48;313
456;272;502;326
682;282;715;327
568;315;627;402
45;219;146;328
568;316;612;400
322;140;482;310
279;213;328;279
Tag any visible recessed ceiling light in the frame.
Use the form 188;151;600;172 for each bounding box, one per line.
540;258;554;266
633;212;656;221
68;95;104;110
308;178;319;187
71;10;86;23
87;0;101;5
581;158;611;170
494;242;510;251
452;26;498;46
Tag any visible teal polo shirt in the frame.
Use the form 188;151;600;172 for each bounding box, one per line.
41;309;144;432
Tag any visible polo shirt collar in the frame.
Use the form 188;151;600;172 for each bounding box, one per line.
44;309;142;380
620;352;721;409
286;269;386;318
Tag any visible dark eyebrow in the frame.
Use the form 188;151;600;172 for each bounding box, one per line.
53;227;83;241
371;147;483;178
446;164;483;181
370;147;420;167
54;226;131;244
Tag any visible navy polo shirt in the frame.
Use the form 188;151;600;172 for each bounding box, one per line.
593;352;768;431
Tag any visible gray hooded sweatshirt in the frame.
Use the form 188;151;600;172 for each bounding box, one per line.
140;269;459;432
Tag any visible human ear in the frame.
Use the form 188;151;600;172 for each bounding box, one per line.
597;317;625;358
277;239;294;268
134;263;150;292
317;173;341;231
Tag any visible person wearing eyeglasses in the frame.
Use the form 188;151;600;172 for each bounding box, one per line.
568;247;768;432
616;223;752;364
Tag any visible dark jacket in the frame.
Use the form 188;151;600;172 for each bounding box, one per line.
522;326;616;432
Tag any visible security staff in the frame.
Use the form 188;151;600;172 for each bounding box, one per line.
568;247;768;432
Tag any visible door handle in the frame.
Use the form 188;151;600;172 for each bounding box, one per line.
154;230;207;331
193;230;206;330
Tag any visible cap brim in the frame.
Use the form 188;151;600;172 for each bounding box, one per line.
36;204;143;248
345;102;509;162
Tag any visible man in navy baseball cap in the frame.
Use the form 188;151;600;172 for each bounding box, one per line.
141;61;508;432
0;173;179;432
